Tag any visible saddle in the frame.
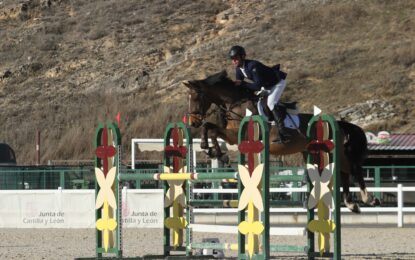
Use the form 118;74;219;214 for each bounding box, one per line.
278;101;299;115
259;99;299;121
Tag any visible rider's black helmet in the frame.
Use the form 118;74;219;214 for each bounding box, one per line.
229;45;246;59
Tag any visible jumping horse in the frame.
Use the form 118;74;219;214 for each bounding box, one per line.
184;70;379;213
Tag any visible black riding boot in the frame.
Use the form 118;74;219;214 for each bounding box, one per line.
271;107;290;143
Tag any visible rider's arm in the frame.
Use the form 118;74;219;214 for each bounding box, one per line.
235;68;246;87
243;63;266;91
235;68;245;81
241;81;261;91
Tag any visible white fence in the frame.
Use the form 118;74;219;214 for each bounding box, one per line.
1;185;414;228
0;189;164;228
192;184;415;228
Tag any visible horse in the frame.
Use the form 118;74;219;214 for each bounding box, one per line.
183;70;380;213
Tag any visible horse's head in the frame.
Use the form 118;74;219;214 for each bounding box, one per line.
183;80;213;128
183;70;249;128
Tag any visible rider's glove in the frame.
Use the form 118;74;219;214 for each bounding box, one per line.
255;87;270;97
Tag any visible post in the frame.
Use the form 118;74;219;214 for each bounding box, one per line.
94;122;122;258
36;130;41;165
397;184;403;228
131;139;136;170
162;122;192;256
192;149;197;173
59;170;65;189
306;114;341;259
375;167;381;200
237;116;270;259
292;168;300;202
211;159;219;201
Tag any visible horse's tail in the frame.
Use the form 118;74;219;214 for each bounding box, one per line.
338;120;368;185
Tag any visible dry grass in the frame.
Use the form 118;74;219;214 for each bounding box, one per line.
391;42;415;67
287;2;368;33
0;0;414;164
365;118;408;133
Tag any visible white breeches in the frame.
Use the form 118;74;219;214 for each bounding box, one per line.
267;79;286;110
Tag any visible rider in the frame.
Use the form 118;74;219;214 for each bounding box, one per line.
228;45;289;143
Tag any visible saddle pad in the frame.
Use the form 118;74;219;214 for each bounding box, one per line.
257;102;300;129
283;114;300;129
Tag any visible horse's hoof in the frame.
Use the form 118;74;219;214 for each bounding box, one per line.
204;147;221;158
204;147;215;158
345;200;361;213
371;197;381;206
352;204;361;214
219;154;230;165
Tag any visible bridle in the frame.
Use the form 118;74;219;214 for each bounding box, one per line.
216;103;244;122
188;90;252;126
187;91;214;124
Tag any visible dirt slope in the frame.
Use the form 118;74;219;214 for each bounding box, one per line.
0;0;414;163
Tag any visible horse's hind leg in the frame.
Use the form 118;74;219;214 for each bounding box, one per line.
353;164;370;204
355;166;381;206
342;171;360;213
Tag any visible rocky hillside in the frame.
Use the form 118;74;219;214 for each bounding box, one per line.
0;0;414;164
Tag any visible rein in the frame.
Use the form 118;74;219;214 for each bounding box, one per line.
188;84;255;125
188;108;218;120
218;103;244;122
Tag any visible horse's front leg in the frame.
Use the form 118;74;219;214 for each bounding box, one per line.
200;122;229;163
210;135;222;157
200;122;220;155
200;122;209;149
209;131;230;165
203;122;222;158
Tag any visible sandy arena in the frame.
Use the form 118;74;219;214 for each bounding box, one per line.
1;226;415;259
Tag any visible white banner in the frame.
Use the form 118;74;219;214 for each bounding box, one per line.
0;190;95;228
121;189;164;228
0;189;164;228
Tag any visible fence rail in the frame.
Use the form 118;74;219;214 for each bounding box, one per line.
1;165;415;191
0;166;93;189
191;185;415;227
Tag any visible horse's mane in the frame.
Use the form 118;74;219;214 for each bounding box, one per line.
202;70;255;102
204;70;234;88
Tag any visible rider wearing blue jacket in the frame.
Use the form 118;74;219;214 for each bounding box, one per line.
235;59;280;91
229;45;289;143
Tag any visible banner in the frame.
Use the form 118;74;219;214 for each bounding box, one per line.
121;189;164;228
0;189;163;228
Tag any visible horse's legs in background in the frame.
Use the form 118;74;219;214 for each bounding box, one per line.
353;163;369;203
341;171;361;213
339;131;361;213
353;164;381;206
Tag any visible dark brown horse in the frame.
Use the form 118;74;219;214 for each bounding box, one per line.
184;70;379;213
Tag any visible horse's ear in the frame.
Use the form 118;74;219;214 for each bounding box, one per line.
183;80;199;90
182;80;193;89
219;70;227;79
